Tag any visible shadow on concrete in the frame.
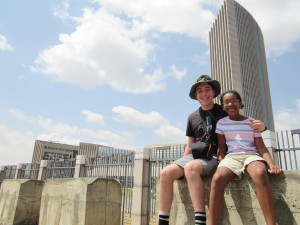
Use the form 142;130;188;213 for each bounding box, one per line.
271;173;297;225
228;176;258;225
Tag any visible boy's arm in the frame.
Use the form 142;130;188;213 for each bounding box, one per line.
217;133;226;162
255;137;282;174
250;119;266;132
184;136;196;157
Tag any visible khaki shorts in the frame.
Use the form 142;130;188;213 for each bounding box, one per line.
218;154;267;179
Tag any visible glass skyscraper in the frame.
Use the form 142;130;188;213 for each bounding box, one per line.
209;0;275;131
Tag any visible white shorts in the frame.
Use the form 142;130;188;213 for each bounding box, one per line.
218;154;267;179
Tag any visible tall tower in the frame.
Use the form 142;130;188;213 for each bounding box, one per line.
209;0;275;131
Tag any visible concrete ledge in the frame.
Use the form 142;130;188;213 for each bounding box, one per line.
39;178;122;225
169;171;300;225
0;179;44;225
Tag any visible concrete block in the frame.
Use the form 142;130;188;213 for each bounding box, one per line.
167;171;300;225
0;179;44;225
39;178;122;225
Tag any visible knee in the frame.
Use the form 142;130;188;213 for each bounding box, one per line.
184;162;203;178
251;167;269;184
211;172;225;189
160;167;177;183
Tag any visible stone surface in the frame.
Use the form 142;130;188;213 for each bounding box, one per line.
39;178;121;225
168;171;300;225
0;179;44;225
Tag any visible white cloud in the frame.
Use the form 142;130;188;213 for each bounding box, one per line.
154;125;185;142
0;34;13;51
96;0;217;40
273;99;300;132
82;110;105;125
32;8;167;93
112;105;186;141
31;1;224;93
36;116;128;144
112;105;169;127
237;0;300;57
169;65;187;80
36;133;80;146
31;0;300;94
7;108;132;147
8;109;34;122
0;124;34;166
53;1;72;22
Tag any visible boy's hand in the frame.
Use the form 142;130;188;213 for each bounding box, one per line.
268;165;282;175
250;119;266;132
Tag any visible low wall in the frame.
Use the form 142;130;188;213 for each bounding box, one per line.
169;171;300;225
0;178;122;225
39;178;122;225
0;179;44;225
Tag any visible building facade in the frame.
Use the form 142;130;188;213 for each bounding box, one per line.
209;0;275;131
31;140;78;163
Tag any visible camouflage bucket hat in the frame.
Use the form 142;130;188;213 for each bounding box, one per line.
189;74;221;99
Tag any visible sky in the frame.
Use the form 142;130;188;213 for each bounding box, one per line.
0;0;300;166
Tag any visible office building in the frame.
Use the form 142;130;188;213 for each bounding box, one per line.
209;0;275;131
31;140;78;163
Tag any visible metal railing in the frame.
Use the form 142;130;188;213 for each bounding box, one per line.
18;163;40;179
84;150;135;225
2;165;17;179
276;129;300;170
45;159;76;179
148;144;186;224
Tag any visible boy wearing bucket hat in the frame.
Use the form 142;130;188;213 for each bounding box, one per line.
158;75;265;225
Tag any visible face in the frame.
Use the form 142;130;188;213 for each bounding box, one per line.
222;93;242;116
194;83;215;108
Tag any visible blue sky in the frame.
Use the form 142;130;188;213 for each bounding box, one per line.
0;0;300;165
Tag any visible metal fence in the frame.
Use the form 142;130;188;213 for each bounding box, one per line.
18;163;40;179
275;129;300;170
148;144;186;224
84;150;135;225
2;165;17;179
45;159;76;179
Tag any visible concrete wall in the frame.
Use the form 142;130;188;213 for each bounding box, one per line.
0;179;44;225
168;171;300;225
39;178;122;225
0;178;122;225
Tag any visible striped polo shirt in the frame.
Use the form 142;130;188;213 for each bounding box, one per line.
216;116;261;155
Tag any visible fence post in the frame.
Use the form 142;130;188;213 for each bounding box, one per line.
0;166;5;182
131;148;150;225
38;160;48;180
74;155;86;178
262;130;279;165
14;163;24;179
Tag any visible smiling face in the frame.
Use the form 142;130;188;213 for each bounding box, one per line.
194;82;215;110
221;92;242;117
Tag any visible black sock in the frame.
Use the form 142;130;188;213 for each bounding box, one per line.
158;211;169;225
195;211;206;225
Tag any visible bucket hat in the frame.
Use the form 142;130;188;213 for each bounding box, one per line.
189;74;221;99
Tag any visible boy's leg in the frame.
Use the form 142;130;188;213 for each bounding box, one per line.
208;166;235;225
184;160;206;212
159;163;184;222
185;160;207;224
246;161;276;225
